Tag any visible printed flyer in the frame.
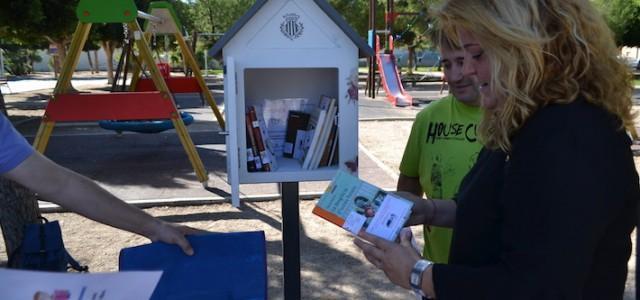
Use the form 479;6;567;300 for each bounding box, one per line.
0;269;162;300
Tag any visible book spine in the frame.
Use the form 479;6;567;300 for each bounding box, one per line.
311;206;345;227
249;106;271;172
319;115;338;167
257;114;278;171
245;129;257;172
312;98;337;169
302;109;326;169
245;112;263;171
329;132;339;166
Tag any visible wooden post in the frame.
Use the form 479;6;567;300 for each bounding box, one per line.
175;33;225;130
130;21;209;183
33;22;92;153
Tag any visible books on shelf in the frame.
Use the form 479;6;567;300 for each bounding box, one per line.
245;106;278;172
259;98;313;157
319;116;338;167
283;111;310;159
248;107;271;171
245;129;258;172
245;114;263;172
257;112;278;171
302;95;337;170
244;95;340;172
292;129;309;161
328;131;339;166
310;96;337;169
312;170;413;241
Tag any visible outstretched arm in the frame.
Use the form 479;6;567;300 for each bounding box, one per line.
4;151;199;255
395;190;457;228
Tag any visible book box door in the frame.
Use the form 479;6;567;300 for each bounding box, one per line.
224;56;241;207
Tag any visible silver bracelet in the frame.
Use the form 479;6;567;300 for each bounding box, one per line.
410;259;433;298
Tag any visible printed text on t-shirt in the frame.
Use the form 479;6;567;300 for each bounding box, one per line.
425;122;477;143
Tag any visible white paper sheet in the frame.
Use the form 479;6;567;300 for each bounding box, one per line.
0;269;162;300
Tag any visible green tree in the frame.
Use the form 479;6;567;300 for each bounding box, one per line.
594;0;640;47
388;0;434;73
0;0;79;76
330;0;375;37
190;0;253;41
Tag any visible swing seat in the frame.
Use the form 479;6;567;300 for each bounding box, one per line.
98;111;194;134
156;63;171;79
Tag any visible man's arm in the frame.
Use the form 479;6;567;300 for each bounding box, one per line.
397;174;422;197
4;151;198;255
397;174;456;227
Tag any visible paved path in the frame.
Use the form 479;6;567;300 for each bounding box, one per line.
3;74;436;209
4;74;639;209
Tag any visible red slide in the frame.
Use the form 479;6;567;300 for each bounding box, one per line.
376;35;412;107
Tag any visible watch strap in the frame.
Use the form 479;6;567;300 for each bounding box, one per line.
410;259;432;297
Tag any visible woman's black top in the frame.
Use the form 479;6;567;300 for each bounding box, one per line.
432;99;639;299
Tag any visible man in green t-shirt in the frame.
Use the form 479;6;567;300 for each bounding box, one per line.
397;34;483;264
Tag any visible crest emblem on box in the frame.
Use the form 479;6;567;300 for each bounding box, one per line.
280;13;304;40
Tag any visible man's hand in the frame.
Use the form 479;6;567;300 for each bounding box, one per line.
354;230;421;289
145;220;207;256
393;191;430;226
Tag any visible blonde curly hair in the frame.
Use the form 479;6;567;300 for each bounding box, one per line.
433;0;635;151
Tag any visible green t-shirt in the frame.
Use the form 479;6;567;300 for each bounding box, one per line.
399;95;483;263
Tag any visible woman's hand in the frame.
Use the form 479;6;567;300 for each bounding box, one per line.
354;229;422;289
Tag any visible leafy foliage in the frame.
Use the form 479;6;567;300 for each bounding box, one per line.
0;0;78;47
594;0;640;47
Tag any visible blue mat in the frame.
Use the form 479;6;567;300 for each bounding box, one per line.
119;231;267;300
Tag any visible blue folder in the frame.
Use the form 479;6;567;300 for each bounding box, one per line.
119;231;267;300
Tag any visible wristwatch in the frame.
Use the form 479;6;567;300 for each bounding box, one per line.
410;259;433;299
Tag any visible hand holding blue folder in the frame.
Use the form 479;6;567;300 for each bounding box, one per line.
119;231;267;300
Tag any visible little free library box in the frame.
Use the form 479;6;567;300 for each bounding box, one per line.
209;0;373;206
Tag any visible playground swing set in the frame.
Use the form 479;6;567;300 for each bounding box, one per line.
33;0;223;184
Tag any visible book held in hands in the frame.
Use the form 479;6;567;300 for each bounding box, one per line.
312;170;413;241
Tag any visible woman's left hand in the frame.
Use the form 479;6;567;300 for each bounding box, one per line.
354;229;422;289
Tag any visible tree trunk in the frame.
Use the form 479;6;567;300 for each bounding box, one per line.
54;41;66;78
0;178;40;260
93;50;100;74
86;51;94;74
407;46;416;75
102;41;115;84
51;55;59;79
53;39;78;92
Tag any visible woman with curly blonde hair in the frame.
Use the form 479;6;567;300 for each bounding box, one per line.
355;0;639;299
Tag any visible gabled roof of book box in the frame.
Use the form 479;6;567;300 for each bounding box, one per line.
208;0;374;59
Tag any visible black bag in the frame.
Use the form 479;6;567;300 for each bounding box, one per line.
8;216;88;272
